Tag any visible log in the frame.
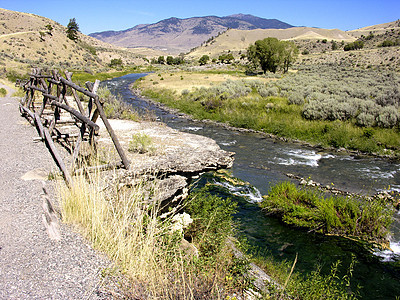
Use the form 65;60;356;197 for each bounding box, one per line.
65;71;85;114
34;113;45;139
42;93;59;101
43;127;72;187
93;96;130;169
85;80;100;117
49;100;99;132
19;103;34;119
33;133;82;141
28;74;53;79
72;79;101;169
39;77;51;116
26;84;46;93
74;162;123;175
47;78;61;85
59;77;98;99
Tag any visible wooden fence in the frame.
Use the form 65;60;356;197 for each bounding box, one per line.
18;68;130;186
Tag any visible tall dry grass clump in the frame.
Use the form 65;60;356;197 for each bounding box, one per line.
57;166;249;299
58;170;195;298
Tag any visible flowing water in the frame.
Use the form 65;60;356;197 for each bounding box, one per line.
103;73;400;299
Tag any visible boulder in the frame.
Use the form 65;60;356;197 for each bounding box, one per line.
97;119;235;204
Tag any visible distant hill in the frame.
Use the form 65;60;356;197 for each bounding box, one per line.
347;20;400;38
89;14;293;54
186;27;356;59
0;8;162;77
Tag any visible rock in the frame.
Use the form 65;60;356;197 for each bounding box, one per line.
180;238;199;258
98;119;234;204
21;168;49;180
98;119;234;175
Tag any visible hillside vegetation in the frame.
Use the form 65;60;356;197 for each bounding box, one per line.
0;8;165;78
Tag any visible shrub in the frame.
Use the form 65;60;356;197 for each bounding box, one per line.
344;41;364;51
97;87;139;121
128;133;156;154
356;112;376;127
376;106;400;128
184;185;237;257
260;182;393;245
288;92;304;105
0;87;7;97
109;58;123;68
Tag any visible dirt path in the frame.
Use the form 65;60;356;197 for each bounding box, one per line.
0;84;111;299
0;31;36;39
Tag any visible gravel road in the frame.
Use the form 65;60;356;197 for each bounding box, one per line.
0;84;112;299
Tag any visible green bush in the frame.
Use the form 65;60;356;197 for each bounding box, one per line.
128;133;155;154
260;182;393;246
0;87;7;97
97;87;139;121
109;58;123;68
344;41;364;51
184;186;237;257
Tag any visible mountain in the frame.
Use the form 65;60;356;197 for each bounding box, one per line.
89;14;293;54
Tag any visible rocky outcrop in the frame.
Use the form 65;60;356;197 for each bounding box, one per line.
97;119;234;204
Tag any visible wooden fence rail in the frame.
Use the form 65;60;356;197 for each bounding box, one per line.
18;68;130;186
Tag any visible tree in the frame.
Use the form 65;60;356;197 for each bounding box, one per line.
157;56;165;64
218;53;234;64
166;56;174;65
280;41;299;73
66;18;79;41
247;37;298;73
173;56;184;65
199;55;210;65
109;58;123;68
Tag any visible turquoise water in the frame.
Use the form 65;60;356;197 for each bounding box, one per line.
103;73;400;299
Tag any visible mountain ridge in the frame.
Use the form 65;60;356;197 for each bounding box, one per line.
89;14;293;54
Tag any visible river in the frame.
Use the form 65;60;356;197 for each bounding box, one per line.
103;73;400;299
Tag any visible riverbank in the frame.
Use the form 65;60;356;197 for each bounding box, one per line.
130;85;400;161
101;73;400;299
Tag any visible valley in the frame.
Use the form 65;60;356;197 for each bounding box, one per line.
1;6;400;299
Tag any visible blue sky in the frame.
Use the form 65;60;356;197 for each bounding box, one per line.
1;0;399;35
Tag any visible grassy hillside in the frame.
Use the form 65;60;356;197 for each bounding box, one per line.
187;27;356;59
0;8;166;78
347;19;400;38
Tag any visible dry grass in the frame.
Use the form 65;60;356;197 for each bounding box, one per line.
140;71;272;94
0;8;151;75
187;27;356;59
57;164;245;299
58;169;193;298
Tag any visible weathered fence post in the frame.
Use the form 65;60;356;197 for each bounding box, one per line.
18;69;131;187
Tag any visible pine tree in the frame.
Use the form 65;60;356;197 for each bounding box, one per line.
66;18;79;41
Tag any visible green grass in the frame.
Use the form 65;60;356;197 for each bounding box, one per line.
250;250;359;299
260;181;394;247
70;66;153;83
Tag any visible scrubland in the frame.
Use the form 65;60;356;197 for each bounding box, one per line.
136;63;400;156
